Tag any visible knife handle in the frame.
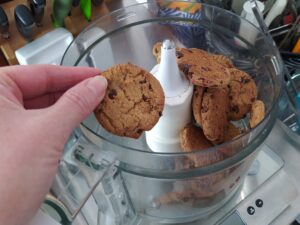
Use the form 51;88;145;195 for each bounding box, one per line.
14;4;36;41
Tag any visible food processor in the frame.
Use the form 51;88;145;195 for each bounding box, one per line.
42;1;298;225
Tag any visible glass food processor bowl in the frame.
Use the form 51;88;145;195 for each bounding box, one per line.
57;1;283;224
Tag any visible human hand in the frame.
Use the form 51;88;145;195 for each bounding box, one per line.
0;65;107;225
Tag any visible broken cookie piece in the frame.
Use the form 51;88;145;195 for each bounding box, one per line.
249;100;265;128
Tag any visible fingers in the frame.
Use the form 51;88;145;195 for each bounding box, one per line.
48;76;107;134
24;91;65;109
2;64;101;99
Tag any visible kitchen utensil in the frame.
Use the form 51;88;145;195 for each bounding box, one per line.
266;0;298;29
241;0;265;21
239;0;265;45
0;6;9;39
265;0;288;27
280;74;300;142
29;0;46;26
249;0;300;118
51;0;72;27
296;92;300;130
14;4;36;41
278;16;300;51
53;1;284;224
80;0;91;21
270;23;293;45
292;37;300;53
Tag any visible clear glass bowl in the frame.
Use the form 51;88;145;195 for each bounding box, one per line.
58;1;283;224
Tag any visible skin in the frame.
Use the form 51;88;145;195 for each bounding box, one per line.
0;65;107;225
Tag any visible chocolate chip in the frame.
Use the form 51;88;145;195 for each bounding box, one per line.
231;105;239;113
139;79;147;84
251;97;255;102
201;106;208;113
176;51;184;58
148;84;153;91
108;89;117;99
142;94;148;101
181;64;190;75
229;96;233;100
201;66;212;71
241;77;250;84
137;129;143;134
158;111;162;116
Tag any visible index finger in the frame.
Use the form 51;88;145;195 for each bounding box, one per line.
1;64;101;99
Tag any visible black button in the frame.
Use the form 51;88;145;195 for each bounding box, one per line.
256;199;263;208
247;206;255;215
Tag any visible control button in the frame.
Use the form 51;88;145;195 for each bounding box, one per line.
256;199;263;208
247;206;255;215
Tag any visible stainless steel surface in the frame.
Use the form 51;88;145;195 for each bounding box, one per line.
228;170;298;225
265;121;300;225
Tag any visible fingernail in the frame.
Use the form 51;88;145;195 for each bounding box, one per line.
86;76;107;96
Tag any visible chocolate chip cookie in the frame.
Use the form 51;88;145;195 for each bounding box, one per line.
180;123;212;152
201;87;230;143
188;64;231;87
152;42;162;63
176;48;232;87
220;123;243;157
94;63;165;138
249;100;265;128
224;122;242;142
176;47;210;64
180;124;225;167
210;54;234;68
227;68;257;121
192;86;205;126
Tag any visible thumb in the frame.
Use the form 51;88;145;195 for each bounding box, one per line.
50;76;107;134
